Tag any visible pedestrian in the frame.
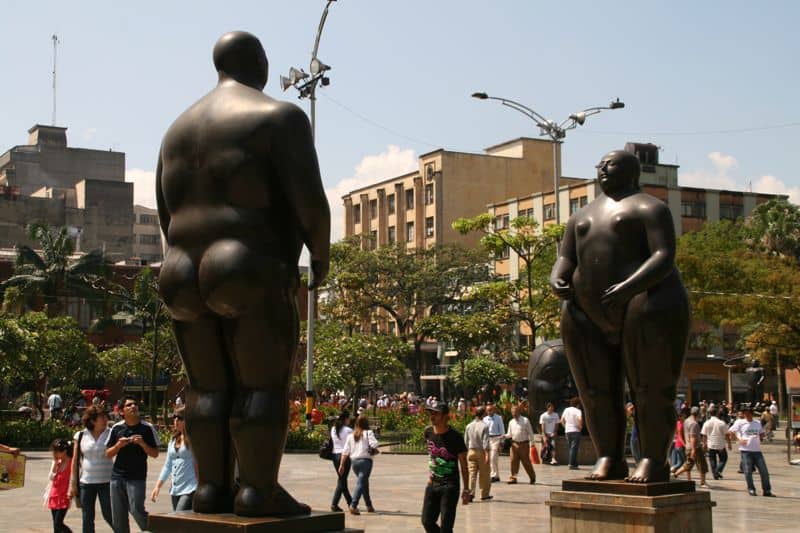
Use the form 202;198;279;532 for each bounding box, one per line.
769;401;778;429
482;402;505;482
539;402;560;465
561;397;583;470
701;406;730;480
48;391;64;421
69;405;113;533
339;415;378;515
760;409;774;442
104;395;159;533
674;406;709;488
504;405;536;484
626;402;641;463
729;404;775;497
421;400;469;533
330;411;353;512
464;406;491;501
670;407;687;474
151;407;197;511
47;438;74;533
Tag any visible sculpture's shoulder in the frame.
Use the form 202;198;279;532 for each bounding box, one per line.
631;191;671;219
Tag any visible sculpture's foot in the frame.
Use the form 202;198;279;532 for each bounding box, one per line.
585;456;628;480
625;458;671;483
234;483;311;517
193;482;233;514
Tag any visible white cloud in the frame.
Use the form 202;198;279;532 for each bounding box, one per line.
751;174;800;204
707;151;737;173
325;145;418;241
680;151;738;190
83;127;97;141
126;168;157;209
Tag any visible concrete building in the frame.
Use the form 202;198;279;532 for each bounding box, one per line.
0;125;133;260
132;205;163;265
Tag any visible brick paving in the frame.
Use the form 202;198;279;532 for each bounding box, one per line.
1;438;798;532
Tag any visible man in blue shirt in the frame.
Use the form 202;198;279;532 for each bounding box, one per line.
483;403;505;482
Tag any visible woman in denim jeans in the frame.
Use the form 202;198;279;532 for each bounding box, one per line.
330;411;353;512
339;416;379;515
670;408;687;474
151;408;198;510
69;405;114;533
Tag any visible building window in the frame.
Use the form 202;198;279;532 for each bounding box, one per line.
387;194;395;215
406;221;415;242
520;208;534;219
388;225;396;244
494;214;509;231
425;184;434;205
720;203;743;220
580;196;588;207
139;234;159;245
370;230;377;249
425;217;434;237
353;204;361;224
406;189;414;210
496;245;510;260
370;199;378;220
138;214;158;225
388;321;396;335
543;203;555;220
681;201;706;218
569;198;580;214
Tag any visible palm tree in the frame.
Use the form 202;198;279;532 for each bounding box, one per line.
1;223;109;316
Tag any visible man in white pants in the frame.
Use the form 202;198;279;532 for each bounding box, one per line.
483;403;505;482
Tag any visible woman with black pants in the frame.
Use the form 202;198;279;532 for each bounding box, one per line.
330;411;353;512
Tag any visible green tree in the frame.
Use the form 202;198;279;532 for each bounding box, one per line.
447;355;516;396
452;212;562;345
746;198;800;261
1;223;109;316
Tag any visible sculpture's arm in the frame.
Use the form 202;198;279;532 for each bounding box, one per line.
155;152;170;243
549;217;577;298
271;103;331;289
601;201;676;305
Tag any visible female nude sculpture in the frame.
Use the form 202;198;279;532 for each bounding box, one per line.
550;150;690;483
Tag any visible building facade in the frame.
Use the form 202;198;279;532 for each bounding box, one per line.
132;205;163;265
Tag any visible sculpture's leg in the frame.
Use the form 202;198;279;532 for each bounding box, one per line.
560;301;628;480
226;287;310;517
174;317;234;512
622;288;689;483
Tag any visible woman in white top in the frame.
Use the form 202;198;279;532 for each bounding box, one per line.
339;415;379;515
330;411;353;512
69;404;113;533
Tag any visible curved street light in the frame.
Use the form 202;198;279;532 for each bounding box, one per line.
471;92;624;226
722;353;751;405
282;0;338;428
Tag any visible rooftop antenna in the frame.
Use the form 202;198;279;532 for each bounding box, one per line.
51;34;60;126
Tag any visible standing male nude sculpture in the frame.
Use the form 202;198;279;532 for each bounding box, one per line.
156;31;330;516
550;150;689;483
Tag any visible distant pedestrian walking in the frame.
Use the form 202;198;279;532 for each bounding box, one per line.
674;406;709;488
561;397;583;469
69;405;113;533
505;405;536;484
47;438;74;533
151;408;197;511
482;403;505;482
464;407;491;501
701;406;730;480
539;403;560;465
340;415;378;515
729;404;774;497
330;411;353;512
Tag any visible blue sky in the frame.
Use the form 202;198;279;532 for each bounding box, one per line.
2;1;798;240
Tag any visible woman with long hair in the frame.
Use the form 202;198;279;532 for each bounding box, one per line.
330;410;353;512
68;405;113;533
151;407;198;510
339;415;378;515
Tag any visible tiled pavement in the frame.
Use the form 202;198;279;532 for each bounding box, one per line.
2;439;798;532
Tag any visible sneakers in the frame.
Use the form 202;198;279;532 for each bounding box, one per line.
366;505;376;512
748;489;757;496
529;479;536;485
491;476;501;483
550;460;558;465
763;492;776;497
331;505;343;512
480;495;494;501
699;483;710;489
349;506;360;515
507;478;518;484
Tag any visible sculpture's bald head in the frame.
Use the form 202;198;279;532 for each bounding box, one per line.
213;31;268;90
596;150;641;192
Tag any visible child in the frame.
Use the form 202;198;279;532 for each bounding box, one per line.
48;438;73;533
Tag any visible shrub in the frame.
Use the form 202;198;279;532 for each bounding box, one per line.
0;420;73;449
285;425;328;451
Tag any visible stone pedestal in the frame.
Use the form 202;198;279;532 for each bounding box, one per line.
148;510;361;533
533;434;597;465
546;480;715;533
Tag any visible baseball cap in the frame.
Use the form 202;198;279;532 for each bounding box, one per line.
425;400;450;414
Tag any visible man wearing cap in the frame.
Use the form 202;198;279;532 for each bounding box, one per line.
673;406;709;488
729;404;774;496
421;400;469;533
483;403;505;482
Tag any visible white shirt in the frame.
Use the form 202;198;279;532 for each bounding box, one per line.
505;416;535;442
700;416;728;450
561;407;582;433
331;425;353;454
483;414;505;437
73;428;113;484
342;430;379;460
464;419;490;450
769;403;778;416
729;418;763;452
539;411;560;435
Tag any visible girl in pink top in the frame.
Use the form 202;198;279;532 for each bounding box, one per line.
48;438;73;532
670;408;687;475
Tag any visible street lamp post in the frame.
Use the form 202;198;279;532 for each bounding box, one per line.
471;92;624;227
281;0;337;429
723;353;751;406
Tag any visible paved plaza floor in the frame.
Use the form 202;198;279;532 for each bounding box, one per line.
2;439;798;532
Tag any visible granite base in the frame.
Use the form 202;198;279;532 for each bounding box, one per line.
147;510;360;533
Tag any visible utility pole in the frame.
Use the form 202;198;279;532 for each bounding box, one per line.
51;34;60;125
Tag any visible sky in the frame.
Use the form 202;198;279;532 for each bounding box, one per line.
2;1;799;244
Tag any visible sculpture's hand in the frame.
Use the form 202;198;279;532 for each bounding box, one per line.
550;277;573;299
601;283;630;307
309;259;329;290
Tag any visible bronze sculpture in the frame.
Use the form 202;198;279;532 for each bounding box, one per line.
527;339;578;416
550;150;690;483
156;31;330;516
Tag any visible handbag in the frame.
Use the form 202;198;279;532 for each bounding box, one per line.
368;430;380;456
73;430;84;508
319;435;334;460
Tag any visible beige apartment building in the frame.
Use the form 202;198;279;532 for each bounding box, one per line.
132;205;163;265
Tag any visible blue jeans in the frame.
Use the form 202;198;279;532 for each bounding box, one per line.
79;482;113;533
331;453;352;507
171;492;194;511
566;432;581;468
741;451;771;494
671;446;685;470
110;478;147;533
351;458;373;508
708;448;728;478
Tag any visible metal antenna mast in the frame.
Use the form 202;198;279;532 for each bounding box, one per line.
51;34;60;125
